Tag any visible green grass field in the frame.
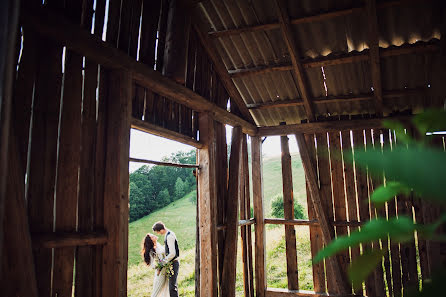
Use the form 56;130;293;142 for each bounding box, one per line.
128;153;313;297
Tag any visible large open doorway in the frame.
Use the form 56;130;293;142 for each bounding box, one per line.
128;128;198;297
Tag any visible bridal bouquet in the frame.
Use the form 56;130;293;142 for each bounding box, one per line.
155;260;174;277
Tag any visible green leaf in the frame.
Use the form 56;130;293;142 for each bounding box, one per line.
412;109;446;135
348;249;387;291
313;216;416;263
383;119;413;144
371;182;410;207
354;146;446;203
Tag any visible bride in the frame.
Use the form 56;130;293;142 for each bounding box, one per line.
141;233;169;297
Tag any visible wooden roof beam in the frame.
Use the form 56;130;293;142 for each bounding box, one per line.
367;0;384;116
229;42;439;79
258;115;412;136
274;0;315;121
247;87;426;110
22;7;257;136
208;0;428;39
192;22;256;125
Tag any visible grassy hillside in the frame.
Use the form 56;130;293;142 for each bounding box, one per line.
128;153;312;296
262;152;307;215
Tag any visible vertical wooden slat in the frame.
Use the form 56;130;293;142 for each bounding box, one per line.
281;134;299;290
252;136;266;297
101;70;132;297
352;129;376;297
392;130;419;291
296;133;350;295
11;29;36;175
27;36;63;297
304;133;326;293
93;67;108;297
163;0;190;83
216;122;228;285
384;129;403;297
139;0;161;67
198;112;218;297
376;130;393;296
185;28;197;90
328;132;350;287
221;126;242;297
132;84;145;119
365;129;386;297
341;130;361;274
314;132;337;294
1;131;38;297
53;45;83;297
240;134;254;297
156;0;169;72
76;1;105;294
51;5;84;295
0;0;20;272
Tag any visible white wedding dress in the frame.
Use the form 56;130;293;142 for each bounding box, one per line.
151;245;169;297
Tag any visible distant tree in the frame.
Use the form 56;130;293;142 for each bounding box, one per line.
271;194;306;219
175;177;186;200
158;188;171;207
129;182;145;222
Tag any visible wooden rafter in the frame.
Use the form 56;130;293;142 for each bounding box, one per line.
258;115;411;136
274;0;315;121
192;22;256;124
246;87;426;110
23;7;258;135
367;0;384;115
229;42;439;79
208;0;428;39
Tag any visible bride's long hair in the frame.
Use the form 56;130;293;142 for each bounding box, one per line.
141;233;157;266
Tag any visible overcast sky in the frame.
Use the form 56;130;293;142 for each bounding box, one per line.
129;126;298;172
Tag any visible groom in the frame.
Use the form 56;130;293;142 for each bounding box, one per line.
152;221;179;297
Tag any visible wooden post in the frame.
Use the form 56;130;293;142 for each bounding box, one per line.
252;136;266;297
295;133;349;295
0;0;19;271
197;112;218;297
102;70;131;297
221;126;243;297
280;135;299;290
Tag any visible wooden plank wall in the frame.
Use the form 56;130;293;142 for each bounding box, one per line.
4;0;134;296
297;129;446;297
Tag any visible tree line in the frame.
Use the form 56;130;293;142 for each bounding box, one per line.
129;150;197;222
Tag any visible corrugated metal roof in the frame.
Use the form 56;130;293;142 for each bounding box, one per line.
197;0;445;126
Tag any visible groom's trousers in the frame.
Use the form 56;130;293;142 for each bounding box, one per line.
169;260;179;297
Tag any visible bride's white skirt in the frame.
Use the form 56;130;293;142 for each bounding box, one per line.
151;268;169;297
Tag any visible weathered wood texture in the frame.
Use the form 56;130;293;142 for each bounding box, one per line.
23;7;257;136
197;113;218;297
252;136;266;297
101;70;132;297
240;134;254;297
304;134;325;293
274;0;315;121
280;135;299;290
221;126;243;297
215;122;228;285
0;0;20;268
296;133;349;295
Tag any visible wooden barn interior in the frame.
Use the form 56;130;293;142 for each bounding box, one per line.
1;0;446;296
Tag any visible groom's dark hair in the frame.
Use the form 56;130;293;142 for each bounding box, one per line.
152;221;166;232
